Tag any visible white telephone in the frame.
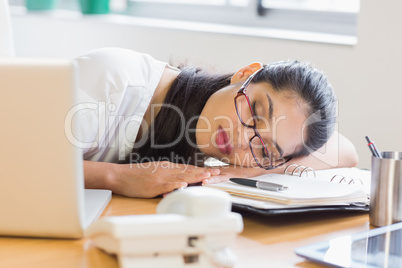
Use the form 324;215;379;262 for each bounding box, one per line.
86;187;244;268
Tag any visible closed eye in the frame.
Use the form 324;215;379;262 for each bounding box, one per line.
251;101;260;122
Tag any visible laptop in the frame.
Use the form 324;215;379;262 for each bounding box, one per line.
0;58;111;239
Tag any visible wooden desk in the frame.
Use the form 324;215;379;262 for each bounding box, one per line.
0;195;370;268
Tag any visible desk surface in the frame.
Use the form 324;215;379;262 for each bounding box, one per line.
0;195;370;268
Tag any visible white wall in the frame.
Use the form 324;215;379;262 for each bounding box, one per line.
0;0;14;56
10;0;402;169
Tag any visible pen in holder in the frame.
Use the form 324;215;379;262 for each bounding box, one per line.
370;151;402;227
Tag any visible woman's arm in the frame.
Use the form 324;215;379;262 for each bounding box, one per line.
288;131;358;170
83;160;222;198
207;131;358;182
84;132;358;196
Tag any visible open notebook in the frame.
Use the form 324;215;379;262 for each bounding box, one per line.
204;167;370;215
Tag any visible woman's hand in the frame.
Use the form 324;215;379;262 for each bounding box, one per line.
202;164;281;184
84;160;222;198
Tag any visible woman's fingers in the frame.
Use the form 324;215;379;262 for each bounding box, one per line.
122;162;225;198
202;175;229;184
209;168;221;176
160;181;188;193
175;171;210;181
163;164;221;184
174;164;220;175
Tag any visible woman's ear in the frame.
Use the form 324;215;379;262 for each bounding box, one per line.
230;62;263;84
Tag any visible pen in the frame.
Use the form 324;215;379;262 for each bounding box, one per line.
230;178;289;192
365;136;382;158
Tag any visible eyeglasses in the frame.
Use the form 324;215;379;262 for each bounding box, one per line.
234;68;291;170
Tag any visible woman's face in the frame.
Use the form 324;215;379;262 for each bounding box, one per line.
196;65;308;168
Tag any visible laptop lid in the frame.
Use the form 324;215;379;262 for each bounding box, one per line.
0;58;110;239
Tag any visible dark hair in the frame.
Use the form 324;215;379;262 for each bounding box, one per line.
253;61;337;158
128;61;336;165
128;67;232;165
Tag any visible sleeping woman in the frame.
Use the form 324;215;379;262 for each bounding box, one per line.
70;47;358;198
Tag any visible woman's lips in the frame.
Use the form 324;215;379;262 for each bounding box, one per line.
216;126;232;155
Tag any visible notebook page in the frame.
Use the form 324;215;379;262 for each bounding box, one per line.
312;168;371;195
205;174;368;206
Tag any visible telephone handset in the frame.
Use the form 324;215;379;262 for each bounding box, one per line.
86;187;243;268
157;185;232;216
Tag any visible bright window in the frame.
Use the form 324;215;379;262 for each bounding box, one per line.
9;0;360;43
126;0;360;37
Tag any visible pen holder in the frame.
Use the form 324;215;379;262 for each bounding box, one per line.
370;151;402;227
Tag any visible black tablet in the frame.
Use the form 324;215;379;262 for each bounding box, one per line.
295;222;402;268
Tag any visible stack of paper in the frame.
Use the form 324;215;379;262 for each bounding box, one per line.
204;168;371;214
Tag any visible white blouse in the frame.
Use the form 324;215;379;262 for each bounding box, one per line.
71;47;167;163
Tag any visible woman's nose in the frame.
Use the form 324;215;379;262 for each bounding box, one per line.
238;126;253;150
